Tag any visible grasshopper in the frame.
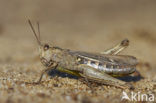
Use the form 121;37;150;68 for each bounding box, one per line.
28;20;138;89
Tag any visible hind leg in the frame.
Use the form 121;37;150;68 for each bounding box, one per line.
79;64;133;89
101;39;129;55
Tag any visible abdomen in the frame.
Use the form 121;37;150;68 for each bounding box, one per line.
81;58;136;76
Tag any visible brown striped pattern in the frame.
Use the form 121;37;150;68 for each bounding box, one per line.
77;56;136;75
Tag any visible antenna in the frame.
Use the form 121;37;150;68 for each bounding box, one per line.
28;19;41;45
37;21;41;42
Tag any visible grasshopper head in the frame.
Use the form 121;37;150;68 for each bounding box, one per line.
28;20;54;67
39;43;54;67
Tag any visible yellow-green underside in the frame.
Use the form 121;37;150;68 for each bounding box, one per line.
57;67;127;77
57;67;81;77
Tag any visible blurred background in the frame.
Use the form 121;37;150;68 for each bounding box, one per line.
0;0;156;76
0;0;156;66
0;0;156;102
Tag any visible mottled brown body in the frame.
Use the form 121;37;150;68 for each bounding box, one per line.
42;47;137;75
28;20;138;89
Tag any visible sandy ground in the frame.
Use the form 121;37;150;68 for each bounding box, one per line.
0;0;156;103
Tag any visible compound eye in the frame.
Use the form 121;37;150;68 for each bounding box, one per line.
44;44;49;50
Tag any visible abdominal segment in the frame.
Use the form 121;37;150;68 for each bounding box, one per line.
84;60;136;75
77;56;136;75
